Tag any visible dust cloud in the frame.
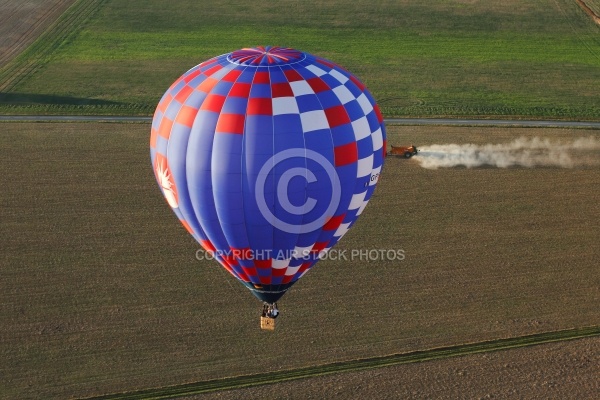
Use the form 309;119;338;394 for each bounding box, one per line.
414;137;600;169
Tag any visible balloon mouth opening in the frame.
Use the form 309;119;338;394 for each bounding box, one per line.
244;282;292;303
227;46;305;66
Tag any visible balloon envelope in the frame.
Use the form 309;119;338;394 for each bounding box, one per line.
151;46;386;303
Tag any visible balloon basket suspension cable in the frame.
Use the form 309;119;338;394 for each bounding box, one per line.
260;302;279;331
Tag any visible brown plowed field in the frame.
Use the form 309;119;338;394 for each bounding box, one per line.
0;0;75;68
190;337;600;399
1;122;598;399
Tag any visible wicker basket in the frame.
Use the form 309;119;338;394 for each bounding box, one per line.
260;316;276;330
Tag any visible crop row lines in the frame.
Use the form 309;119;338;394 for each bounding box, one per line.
0;0;107;93
82;326;600;400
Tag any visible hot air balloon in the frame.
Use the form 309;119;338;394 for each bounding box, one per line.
150;46;386;327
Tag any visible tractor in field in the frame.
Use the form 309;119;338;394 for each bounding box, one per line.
388;145;419;158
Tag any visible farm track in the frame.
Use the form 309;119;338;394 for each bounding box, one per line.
1;115;600;129
0;0;106;93
576;0;600;24
82;326;600;399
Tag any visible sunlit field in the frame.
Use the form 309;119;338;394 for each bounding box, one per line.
1;122;598;398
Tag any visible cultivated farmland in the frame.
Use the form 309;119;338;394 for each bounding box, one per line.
1;122;598;399
1;0;599;119
190;337;600;399
0;0;76;68
1;0;600;398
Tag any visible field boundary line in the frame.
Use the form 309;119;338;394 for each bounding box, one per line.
0;0;107;93
576;0;600;25
81;326;600;400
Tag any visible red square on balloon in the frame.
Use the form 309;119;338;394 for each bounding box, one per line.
298;261;311;274
203;64;223;77
254;259;272;269
241;266;257;279
200;94;226;113
323;213;346;231
157;93;172;114
247;98;273;115
229;82;251;98
175;105;198;128
216;113;245;134
253;71;270;84
223;69;242;82
200;240;216;253
311;241;329;253
283;69;303;82
158;117;174;139
174;85;193;103
150;128;158;148
271;82;294;98
198;77;218;93
334;141;358;166
307;77;329;93
183;69;202;83
325;105;351;128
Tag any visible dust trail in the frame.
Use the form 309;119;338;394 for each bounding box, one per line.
414;137;600;169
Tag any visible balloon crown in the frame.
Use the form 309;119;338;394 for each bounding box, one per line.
228;46;305;66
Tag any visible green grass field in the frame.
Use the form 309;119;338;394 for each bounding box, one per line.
1;122;598;399
1;0;600;118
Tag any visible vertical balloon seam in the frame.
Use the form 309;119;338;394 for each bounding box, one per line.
149;92;164;203
220;59;253;283
185;63;228;279
213;58;254;284
159;73;193;233
269;64;280;295
187;61;216;274
290;55;332;286
167;66;203;244
274;61;306;295
278;60;307;295
312;57;357;281
259;63;272;294
273;63;295;295
191;59;249;284
200;60;250;285
323;62;358;277
226;61;258;285
187;57;240;281
231;62;258;287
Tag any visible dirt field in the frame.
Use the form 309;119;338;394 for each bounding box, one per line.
191;336;600;399
0;0;76;68
577;0;600;24
0;123;598;399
